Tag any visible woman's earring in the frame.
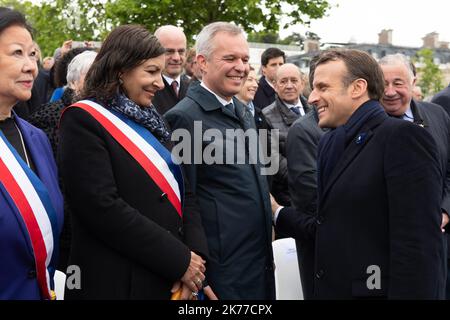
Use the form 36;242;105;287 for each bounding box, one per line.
119;78;124;85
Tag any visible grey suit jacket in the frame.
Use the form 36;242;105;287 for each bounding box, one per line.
164;84;275;300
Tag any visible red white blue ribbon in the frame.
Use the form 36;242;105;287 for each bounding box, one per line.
0;130;58;300
66;100;184;217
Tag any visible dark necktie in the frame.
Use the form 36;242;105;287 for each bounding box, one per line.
171;80;179;98
290;106;300;115
225;103;235;116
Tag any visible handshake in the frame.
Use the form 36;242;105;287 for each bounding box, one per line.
171;251;218;300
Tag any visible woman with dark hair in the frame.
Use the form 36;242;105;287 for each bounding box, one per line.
59;24;209;300
0;7;63;299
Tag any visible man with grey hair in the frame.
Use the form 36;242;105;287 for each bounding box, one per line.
152;25;190;114
165;22;275;300
379;53;450;298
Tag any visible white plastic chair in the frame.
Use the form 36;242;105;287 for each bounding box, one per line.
272;237;304;300
54;270;66;300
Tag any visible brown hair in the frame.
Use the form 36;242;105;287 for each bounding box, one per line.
315;49;385;100
82;24;165;104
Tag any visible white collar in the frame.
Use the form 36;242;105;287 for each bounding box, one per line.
163;74;181;86
403;105;414;122
200;82;234;107
265;77;275;89
284;98;303;110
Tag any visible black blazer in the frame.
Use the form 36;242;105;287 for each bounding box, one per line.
278;113;446;299
59;106;208;299
153;74;190;115
431;84;450;118
412;100;450;214
283;109;326;299
262;96;312;206
253;76;276;110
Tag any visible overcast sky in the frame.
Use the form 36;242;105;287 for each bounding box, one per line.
281;0;450;48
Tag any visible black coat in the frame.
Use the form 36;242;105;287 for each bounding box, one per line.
59;105;208;300
282;108;326;299
253;76;276;110
153;75;190;115
412;101;450;215
262;96;311;206
277;112;446;299
431;84;450;118
165;84;275;300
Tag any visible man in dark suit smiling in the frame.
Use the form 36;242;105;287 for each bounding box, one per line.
165;22;274;300
273;49;446;299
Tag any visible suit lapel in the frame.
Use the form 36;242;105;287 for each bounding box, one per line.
321;113;387;204
262;77;275;99
190;85;240;121
179;75;189;99
278;102;299;126
411;100;428;128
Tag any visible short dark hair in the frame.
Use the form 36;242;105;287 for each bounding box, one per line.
261;47;285;66
315;49;385;100
82;25;166;104
0;7;33;37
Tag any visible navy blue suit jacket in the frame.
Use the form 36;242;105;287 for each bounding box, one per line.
278;111;446;299
0;114;63;300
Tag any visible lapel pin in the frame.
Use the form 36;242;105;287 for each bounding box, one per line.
356;133;367;145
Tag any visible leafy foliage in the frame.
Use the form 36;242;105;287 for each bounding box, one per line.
0;0;330;55
415;48;444;97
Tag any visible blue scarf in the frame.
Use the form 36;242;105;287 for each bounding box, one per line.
110;93;171;143
317;100;386;199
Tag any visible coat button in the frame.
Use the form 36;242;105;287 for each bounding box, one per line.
178;226;184;237
315;270;324;279
28;269;37;279
160;193;167;202
316;216;324;225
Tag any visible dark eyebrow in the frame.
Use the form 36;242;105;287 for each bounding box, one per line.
314;81;327;88
143;63;160;68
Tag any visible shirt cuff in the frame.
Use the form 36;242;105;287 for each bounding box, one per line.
273;206;284;225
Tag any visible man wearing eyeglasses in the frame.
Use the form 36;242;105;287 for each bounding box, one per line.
153;25;190;114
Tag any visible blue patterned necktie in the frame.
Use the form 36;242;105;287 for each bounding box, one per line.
290;106;300;115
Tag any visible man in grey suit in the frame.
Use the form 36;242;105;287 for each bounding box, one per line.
379;54;450;298
165;22;274;300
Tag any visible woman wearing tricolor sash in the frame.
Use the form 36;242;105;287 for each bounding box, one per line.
0;8;64;300
59;25;210;299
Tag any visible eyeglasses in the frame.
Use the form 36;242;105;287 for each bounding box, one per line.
165;48;186;56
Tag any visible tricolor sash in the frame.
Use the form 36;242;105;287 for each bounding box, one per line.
0;130;58;300
65;100;184;217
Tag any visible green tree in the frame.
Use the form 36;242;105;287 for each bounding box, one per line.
279;32;305;47
415;48;444;97
0;0;110;56
107;0;331;42
1;0;331;55
247;31;280;44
